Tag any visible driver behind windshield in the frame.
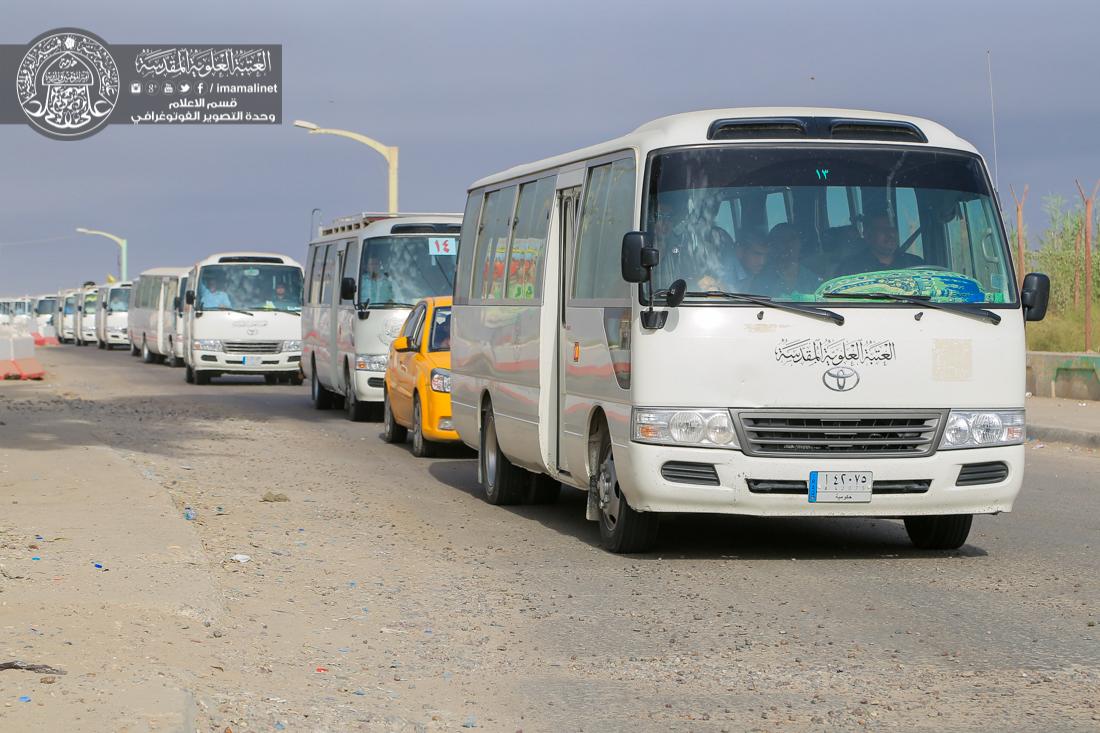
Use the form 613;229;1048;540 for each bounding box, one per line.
360;256;395;304
199;273;232;309
838;212;924;275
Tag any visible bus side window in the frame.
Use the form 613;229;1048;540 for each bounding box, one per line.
505;176;555;301
455;192;484;304
573;156;636;301
471;186;517;301
308;246;325;305
318;244;336;304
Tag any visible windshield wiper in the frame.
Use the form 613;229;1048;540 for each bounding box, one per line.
204;306;254;317
254;307;301;316
823;291;1001;325
368;301;416;309
681;290;845;325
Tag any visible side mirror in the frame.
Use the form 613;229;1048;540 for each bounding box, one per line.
392;336;411;352
621;232;652;283
185;290;195;306
340;277;356;301
101;301;108;309
173;296;181;311
1021;272;1050;322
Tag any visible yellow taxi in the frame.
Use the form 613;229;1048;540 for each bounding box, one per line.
382;296;457;456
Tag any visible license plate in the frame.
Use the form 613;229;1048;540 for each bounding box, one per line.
244;356;263;366
809;471;872;503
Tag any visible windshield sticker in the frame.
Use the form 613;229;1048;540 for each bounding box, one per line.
427;237;457;256
776;338;895;366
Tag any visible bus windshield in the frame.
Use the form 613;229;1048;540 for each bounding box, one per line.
36;299;56;315
358;236;457;307
645;146;1015;305
108;288;130;312
197;264;303;312
83;292;97;309
64;298;75;314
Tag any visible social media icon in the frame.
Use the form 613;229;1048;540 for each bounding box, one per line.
130;82;142;94
179;83;191;93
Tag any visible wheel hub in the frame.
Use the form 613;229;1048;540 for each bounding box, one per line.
596;456;620;526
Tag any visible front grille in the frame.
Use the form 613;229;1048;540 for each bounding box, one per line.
223;341;281;354
747;478;931;495
660;461;720;486
368;377;385;388
956;461;1009;486
737;410;944;457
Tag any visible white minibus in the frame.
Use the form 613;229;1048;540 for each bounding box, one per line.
33;294;58;335
57;290;78;342
452;107;1050;553
182;252;304;385
73;285;99;346
130;267;190;363
95;281;132;349
303;213;461;420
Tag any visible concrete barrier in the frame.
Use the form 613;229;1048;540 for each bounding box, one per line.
1026;352;1100;402
0;326;44;380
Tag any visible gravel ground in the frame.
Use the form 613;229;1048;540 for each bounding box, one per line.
1;346;1097;732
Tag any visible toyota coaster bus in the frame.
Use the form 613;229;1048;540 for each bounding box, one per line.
302;213;461;420
95;281;132;349
451;107;1050;553
182;252;304;385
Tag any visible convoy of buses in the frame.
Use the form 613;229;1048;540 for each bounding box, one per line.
2;107;1052;554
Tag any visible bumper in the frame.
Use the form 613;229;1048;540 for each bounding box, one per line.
613;442;1024;517
81;329;96;340
352;370;386;403
421;392;459;442
194;351;301;373
105;331;128;344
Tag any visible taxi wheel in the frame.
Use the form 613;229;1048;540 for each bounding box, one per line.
904;515;973;550
381;389;407;444
410;396;437;458
344;366;370;422
594;432;659;553
480;408;524;505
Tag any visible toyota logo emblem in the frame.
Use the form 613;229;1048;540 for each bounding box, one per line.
823;366;860;392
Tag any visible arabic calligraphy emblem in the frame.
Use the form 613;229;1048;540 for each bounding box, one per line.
822;366;860;392
16;29;119;140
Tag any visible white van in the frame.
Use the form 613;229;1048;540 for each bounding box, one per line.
95;282;132;349
302;213;461;419
57;290;78;342
73;286;99;346
33;294;58;335
182;252;304;385
451;107;1050;553
129;268;190;363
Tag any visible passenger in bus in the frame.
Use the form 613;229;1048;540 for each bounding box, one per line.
757;223;823;296
199;274;232;309
360;256;395;304
663;194;737;291
838;212;923;274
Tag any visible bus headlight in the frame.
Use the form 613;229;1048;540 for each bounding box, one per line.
632;408;739;449
355;353;388;371
938;409;1025;449
193;339;223;351
282;340;302;352
430;368;451;393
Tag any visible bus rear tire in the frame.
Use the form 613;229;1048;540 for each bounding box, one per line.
141;340;157;364
97;340;105;350
904;514;973;550
480;408;525;505
130;341;140;356
311;364;337;409
594;439;659;553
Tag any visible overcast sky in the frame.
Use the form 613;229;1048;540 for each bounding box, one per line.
2;0;1098;294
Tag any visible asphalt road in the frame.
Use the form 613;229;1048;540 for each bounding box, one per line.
3;344;1098;732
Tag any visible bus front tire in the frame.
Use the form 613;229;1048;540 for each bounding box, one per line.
344;367;370;422
904;514;973;550
194;369;211;386
594;441;659;553
310;364;337;409
130;341;140;356
480;408;525;505
185;365;195;383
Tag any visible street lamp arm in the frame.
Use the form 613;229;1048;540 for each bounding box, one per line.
75;228;126;248
309;128;395;161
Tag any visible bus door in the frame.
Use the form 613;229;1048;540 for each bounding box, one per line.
555;185;581;474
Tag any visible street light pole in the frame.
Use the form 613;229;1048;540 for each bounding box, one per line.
75;228;128;281
294;120;399;214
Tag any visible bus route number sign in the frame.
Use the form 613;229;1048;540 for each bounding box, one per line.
428;237;457;256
